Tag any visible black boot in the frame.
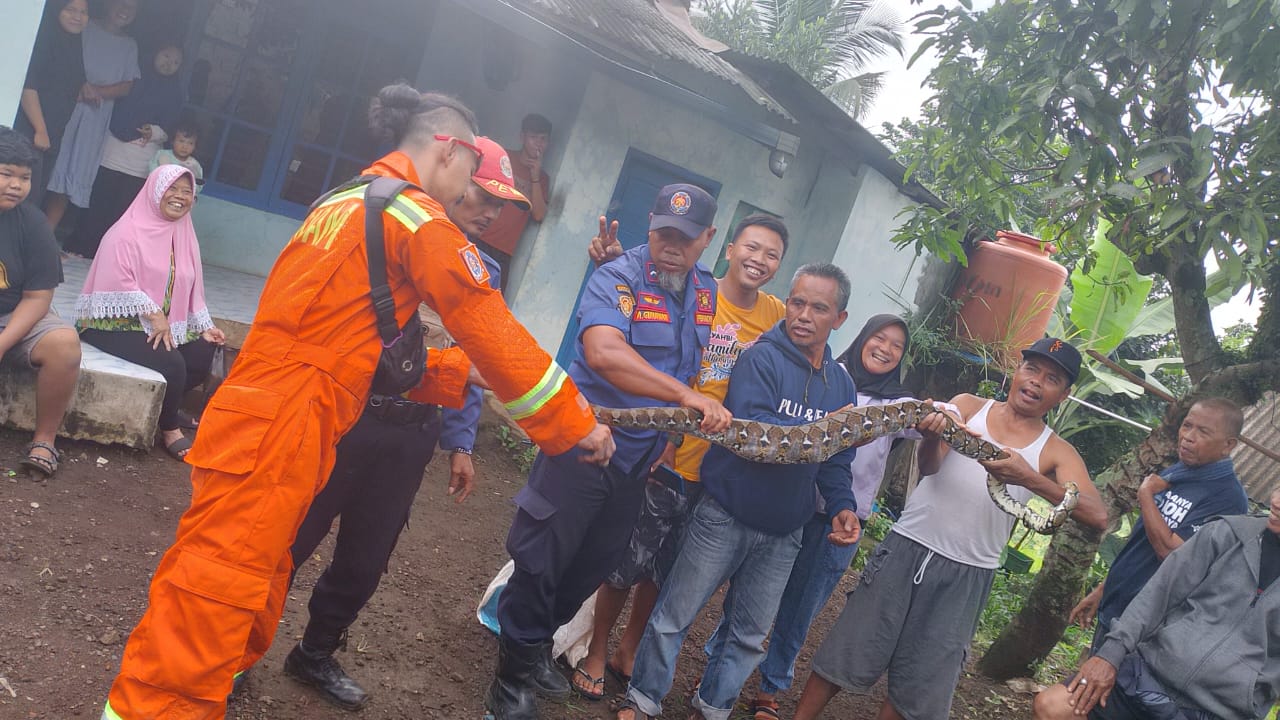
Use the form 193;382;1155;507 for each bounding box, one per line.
486;636;538;720
527;641;570;699
283;630;370;711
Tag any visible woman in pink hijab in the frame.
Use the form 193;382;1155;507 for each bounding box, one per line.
74;164;225;459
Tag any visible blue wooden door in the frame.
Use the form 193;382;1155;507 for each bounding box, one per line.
555;150;721;367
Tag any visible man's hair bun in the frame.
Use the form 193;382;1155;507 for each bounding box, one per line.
368;82;423;146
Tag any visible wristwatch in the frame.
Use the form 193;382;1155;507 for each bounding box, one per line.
450;447;473;455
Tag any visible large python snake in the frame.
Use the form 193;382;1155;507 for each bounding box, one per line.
592;399;1079;534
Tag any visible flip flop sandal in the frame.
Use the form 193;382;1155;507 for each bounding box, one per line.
572;661;606;701
176;409;200;430
751;696;780;720
162;435;194;461
606;661;632;686
20;441;60;478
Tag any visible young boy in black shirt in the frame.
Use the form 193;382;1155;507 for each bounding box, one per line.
0;126;80;478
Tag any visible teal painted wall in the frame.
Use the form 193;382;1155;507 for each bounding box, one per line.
3;1;45;125
190;196;300;276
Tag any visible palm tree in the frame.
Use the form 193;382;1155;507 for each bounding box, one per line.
695;0;905;120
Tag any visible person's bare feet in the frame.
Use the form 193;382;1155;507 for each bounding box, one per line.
607;651;634;682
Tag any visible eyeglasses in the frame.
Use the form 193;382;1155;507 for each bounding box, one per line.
434;134;484;166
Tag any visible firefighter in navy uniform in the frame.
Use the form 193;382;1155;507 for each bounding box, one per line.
277;137;525;711
488;184;733;720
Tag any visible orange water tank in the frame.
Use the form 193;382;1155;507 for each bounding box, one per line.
951;231;1068;355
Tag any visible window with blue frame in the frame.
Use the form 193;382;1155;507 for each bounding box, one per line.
183;0;433;218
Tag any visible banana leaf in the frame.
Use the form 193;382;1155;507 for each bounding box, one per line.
1069;221;1153;354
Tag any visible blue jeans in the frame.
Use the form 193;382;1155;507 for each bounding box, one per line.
706;513;858;695
626;495;803;720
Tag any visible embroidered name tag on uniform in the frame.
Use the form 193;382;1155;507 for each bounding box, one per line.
458;244;491;285
633;308;671;322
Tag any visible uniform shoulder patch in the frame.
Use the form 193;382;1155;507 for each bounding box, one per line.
459;243;491;285
616;283;635;318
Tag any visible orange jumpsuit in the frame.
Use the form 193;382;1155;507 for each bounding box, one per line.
103;152;595;720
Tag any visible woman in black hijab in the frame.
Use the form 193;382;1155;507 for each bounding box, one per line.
15;0;90;208
838;313;912;401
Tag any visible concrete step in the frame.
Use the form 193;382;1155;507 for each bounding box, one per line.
0;257;265;450
0;343;164;450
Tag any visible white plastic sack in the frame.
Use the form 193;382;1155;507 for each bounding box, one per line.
476;559;596;667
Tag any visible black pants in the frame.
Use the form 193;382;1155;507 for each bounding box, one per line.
64;167;145;257
497;448;651;644
79;329;214;431
289;410;441;647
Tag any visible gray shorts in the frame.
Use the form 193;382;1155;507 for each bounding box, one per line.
606;479;702;589
0;308;74;367
811;531;994;720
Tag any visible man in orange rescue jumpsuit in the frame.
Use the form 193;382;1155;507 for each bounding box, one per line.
101;85;614;720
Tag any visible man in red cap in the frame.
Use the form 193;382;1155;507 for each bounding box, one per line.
266;137;531;711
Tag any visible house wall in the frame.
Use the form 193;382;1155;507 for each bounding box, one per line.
11;0;929;358
3;1;45;127
827;166;932;354
506;69;923;357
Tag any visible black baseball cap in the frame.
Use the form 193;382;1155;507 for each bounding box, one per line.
1021;337;1081;384
649;183;716;239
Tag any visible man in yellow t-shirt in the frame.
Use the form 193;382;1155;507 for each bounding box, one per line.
574;214;788;699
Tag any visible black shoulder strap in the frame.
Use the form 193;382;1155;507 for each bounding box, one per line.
363;176;412;346
308;173;376;211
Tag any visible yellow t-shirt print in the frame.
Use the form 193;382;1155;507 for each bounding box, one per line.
673;290;786;482
0;260;9;290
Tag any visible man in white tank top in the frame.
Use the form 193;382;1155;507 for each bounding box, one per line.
794;337;1108;720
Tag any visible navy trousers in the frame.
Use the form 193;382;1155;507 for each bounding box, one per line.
497;447;653;645
290;410;440;647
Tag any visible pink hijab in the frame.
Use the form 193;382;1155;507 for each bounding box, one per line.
75;165;212;345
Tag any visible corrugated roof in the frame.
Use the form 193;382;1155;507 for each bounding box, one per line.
498;0;793;120
1234;390;1280;503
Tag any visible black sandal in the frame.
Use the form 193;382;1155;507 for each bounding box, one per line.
162;435;194;461
572;661;605;701
20;441;60;478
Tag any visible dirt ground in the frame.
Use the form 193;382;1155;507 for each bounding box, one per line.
0;411;1031;720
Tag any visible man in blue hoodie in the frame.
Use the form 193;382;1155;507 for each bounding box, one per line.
616;263;862;720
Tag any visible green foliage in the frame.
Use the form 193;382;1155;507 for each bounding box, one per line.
1069;221;1154;355
893;0;1279;360
695;0;905;119
495;425;537;475
850;511;895;574
974;555;1110;685
1220;321;1256;364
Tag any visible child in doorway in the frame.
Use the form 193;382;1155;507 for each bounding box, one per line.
152;120;203;194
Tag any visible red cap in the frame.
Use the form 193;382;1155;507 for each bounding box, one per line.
472;136;530;211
